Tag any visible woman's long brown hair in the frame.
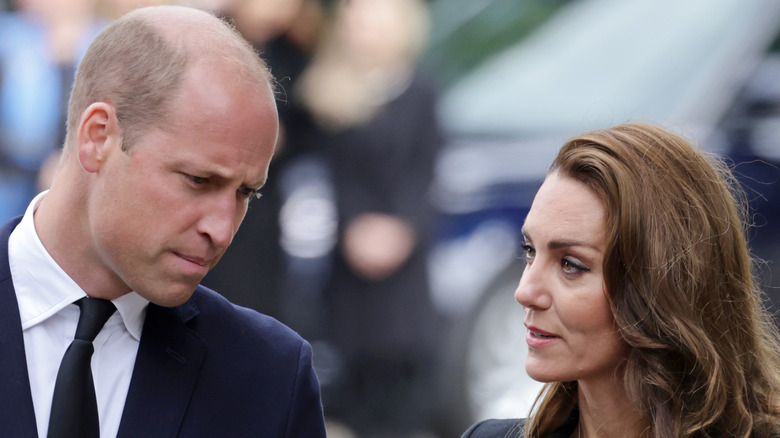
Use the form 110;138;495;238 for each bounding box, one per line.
524;123;780;438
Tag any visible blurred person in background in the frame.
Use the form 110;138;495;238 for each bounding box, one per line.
201;0;327;324
2;0;182;213
96;0;181;20
462;123;780;438
295;0;445;435
0;0;106;222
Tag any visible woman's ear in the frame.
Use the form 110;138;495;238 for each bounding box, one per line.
76;102;121;173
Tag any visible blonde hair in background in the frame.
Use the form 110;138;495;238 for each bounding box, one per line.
296;0;431;130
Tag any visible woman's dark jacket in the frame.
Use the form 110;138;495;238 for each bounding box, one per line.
462;410;578;438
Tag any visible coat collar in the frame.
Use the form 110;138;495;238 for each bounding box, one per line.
0;216;207;438
116;295;206;437
0;216;38;437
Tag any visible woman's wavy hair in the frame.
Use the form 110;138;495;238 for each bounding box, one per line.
524;123;780;438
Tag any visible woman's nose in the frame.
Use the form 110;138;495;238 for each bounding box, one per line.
514;261;551;310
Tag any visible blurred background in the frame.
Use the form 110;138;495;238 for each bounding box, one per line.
2;0;780;436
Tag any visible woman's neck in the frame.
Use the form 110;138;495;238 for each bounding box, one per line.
576;375;644;438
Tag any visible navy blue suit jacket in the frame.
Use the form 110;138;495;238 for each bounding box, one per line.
0;217;326;437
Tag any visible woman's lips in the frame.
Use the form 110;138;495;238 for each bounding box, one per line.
525;324;560;348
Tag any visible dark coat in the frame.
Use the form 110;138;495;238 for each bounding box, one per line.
0;217;326;438
462;410;578;438
319;74;444;359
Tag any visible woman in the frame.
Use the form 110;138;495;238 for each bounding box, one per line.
295;0;444;435
463;123;780;438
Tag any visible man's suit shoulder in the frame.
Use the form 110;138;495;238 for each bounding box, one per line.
136;285;326;437
185;285;307;353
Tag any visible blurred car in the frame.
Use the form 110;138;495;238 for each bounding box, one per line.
425;0;780;434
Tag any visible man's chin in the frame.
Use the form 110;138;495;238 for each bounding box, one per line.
136;283;199;307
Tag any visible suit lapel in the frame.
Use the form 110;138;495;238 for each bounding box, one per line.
0;216;208;437
117;300;206;438
0;217;38;437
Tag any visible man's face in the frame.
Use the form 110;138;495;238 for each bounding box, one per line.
87;61;278;306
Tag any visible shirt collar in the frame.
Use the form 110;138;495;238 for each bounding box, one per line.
112;292;148;340
8;191;149;340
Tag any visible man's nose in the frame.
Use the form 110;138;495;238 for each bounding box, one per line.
198;194;238;249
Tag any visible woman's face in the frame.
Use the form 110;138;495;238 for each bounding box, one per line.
516;172;627;384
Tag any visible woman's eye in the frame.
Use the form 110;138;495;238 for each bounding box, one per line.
520;243;535;261
561;258;589;274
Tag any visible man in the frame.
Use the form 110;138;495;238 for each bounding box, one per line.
0;5;326;437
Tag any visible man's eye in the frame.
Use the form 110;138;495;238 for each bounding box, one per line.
239;187;262;200
189;175;208;185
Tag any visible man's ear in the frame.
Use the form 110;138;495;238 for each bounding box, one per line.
77;102;121;173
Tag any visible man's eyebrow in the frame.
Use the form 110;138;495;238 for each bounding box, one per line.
249;176;267;189
177;160;266;189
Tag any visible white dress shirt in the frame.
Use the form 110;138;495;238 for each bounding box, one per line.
8;192;149;438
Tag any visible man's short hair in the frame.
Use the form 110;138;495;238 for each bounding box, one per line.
64;6;273;152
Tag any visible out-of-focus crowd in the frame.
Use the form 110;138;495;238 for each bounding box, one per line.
0;0;446;437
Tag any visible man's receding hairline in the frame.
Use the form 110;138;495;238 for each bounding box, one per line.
117;4;274;99
123;4;219;25
127;4;273;85
126;5;226;45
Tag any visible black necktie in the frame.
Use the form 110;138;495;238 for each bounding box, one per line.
48;298;116;438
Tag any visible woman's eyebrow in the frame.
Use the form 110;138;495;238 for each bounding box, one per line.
547;239;599;251
522;228;598;251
